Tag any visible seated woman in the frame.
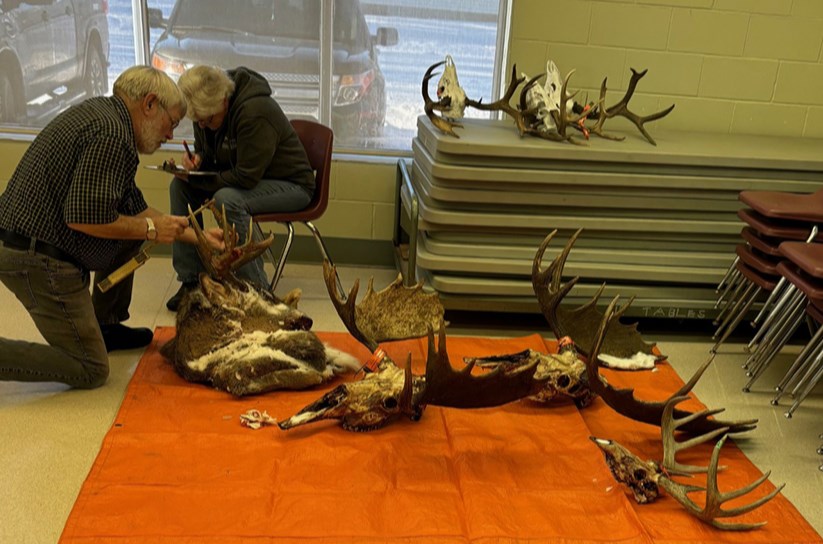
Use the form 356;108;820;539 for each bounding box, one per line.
167;65;314;311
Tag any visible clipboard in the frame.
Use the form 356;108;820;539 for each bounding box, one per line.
144;165;218;176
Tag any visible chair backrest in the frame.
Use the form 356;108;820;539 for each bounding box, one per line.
289;119;334;220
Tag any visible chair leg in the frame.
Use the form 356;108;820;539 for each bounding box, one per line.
784;359;823;418
772;323;823;404
751;276;786;327
269;222;295;293
717;256;739;292
711;285;760;353
304;221;345;300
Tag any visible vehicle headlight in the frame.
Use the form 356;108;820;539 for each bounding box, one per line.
151;53;186;79
334;69;375;107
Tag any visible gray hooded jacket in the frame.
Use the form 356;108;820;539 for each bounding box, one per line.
193;67;315;195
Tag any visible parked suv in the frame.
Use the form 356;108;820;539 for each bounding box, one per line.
148;0;397;144
0;0;109;125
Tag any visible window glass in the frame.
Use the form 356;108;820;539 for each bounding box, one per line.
2;0;503;154
0;0;112;128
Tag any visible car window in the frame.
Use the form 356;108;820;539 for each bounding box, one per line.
172;0;319;41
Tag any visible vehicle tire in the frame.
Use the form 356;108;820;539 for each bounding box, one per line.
83;42;108;97
0;72;20;124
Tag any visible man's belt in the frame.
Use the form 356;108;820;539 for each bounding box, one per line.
0;228;82;269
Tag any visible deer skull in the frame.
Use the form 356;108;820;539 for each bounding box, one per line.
436;54;467;121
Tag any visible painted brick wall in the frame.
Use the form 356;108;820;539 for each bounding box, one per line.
509;0;823;137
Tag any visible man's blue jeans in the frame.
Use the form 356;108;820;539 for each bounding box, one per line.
169;177;312;287
0;241;141;388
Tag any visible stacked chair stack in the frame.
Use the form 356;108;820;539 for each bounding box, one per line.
713;189;823;467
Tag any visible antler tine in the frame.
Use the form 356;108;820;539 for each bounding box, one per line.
187;203;219;277
590;68;675;146
422;60;462;137
588;295;620;367
589;77;626;143
532;229;582;340
660;435;785;530
399;353;415;416
467;65;531;136
662;395;730;474
322;260;378;353
223;217;274;271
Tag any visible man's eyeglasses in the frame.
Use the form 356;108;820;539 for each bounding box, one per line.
158;103;180;130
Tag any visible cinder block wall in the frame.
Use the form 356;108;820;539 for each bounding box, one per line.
509;0;823;137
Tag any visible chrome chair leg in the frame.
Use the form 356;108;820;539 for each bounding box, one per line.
746;284;798;354
269;222;295;293
784;359;823;418
772;324;823;404
714;275;747;325
715;268;743;311
743;294;806;391
751;276;787;327
305;220;345;300
711;285;760;353
717;256;739;292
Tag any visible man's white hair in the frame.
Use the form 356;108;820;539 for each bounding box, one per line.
113;65;187;115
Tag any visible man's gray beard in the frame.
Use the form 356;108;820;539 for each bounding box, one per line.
137;116;162;154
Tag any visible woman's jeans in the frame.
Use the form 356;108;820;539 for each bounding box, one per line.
0;241;141;388
170;177;312;288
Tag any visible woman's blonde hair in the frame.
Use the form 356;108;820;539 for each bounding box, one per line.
178;66;236;121
113;65;187;115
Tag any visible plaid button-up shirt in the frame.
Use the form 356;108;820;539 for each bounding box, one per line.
0;96;148;271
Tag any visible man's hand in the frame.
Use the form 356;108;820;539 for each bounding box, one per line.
153;215;189;243
203;227;225;251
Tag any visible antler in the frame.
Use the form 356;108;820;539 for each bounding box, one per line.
533;229;658;359
659;435;785;530
422;61;463;137
592;384;779;529
661;394;730;474
588;68;675;146
323;260;445;353
188;201;274;280
418;323;542;408
588;297;757;434
466;64;532;136
518;70;589;145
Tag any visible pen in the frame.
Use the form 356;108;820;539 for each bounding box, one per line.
183;140;193;162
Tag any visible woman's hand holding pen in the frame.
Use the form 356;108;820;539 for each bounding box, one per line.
181;140;202;171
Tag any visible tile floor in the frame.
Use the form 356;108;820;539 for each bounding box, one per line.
0;258;821;544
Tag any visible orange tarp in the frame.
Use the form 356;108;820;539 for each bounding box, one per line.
60;328;821;544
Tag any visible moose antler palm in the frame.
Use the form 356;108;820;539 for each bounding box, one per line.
535;229;757;435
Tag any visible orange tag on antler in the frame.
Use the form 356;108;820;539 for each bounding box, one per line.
363;348;386;373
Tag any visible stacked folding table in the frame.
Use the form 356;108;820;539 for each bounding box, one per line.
395;115;823;318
